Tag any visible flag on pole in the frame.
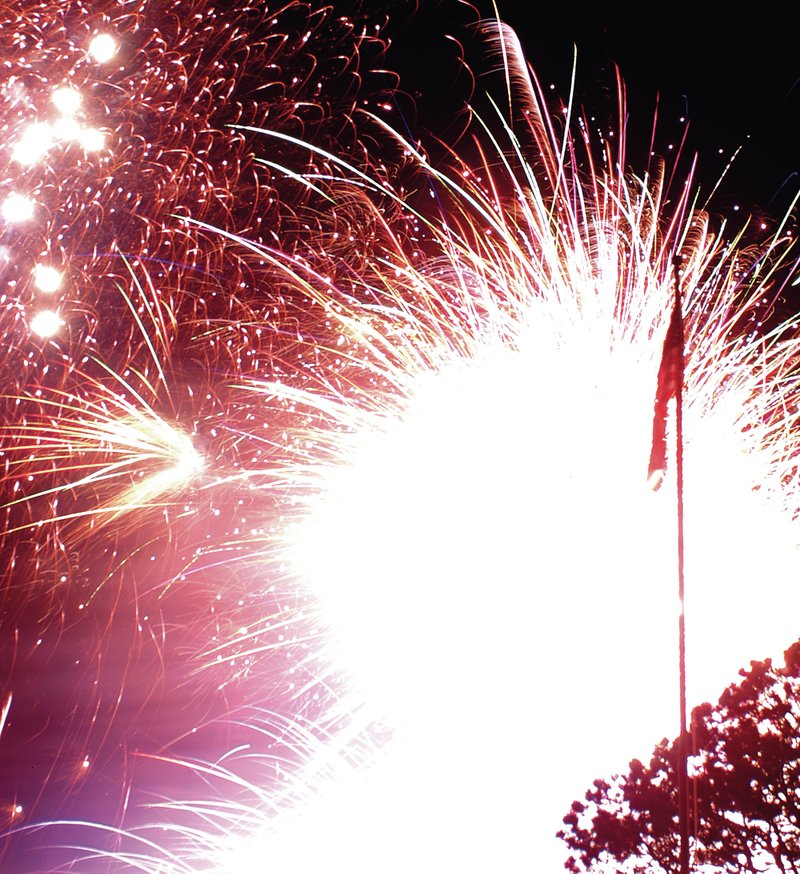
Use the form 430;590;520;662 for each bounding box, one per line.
648;284;684;491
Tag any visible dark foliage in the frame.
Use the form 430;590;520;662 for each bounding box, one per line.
559;641;800;873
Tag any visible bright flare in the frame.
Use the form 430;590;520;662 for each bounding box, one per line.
33;264;63;293
52;85;82;115
79;127;106;152
3;10;800;874
1;193;35;223
108;55;800;871
12;122;54;164
29;309;62;337
2;379;205;534
88;33;118;63
52;115;82;141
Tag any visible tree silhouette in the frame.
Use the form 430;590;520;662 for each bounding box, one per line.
558;641;800;873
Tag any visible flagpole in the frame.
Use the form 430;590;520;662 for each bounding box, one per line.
673;256;690;874
647;255;690;871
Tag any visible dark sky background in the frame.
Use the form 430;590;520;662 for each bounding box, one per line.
378;0;799;224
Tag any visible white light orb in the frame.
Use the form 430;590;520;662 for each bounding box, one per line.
30;310;62;338
88;33;118;63
33;265;63;293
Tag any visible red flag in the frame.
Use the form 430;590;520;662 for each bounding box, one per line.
648;296;684;491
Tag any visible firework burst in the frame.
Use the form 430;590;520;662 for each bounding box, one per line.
2;3;800;873
0;0;397;867
27;27;800;874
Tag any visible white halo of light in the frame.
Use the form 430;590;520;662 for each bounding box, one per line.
79;127;107;152
51;85;82;115
33;264;63;293
12;122;54;164
2;9;799;874
53;115;82;141
29;309;63;338
1;193;35;223
216;90;800;869
88;33;118;63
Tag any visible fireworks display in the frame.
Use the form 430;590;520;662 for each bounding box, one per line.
1;1;799;872
0;0;396;867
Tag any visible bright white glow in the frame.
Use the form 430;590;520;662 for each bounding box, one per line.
3;380;206;536
79;127;106;152
51;85;82;115
0;694;11;739
88;33;118;63
33;264;63;293
276;145;800;871
1;193;35;223
212;734;543;874
110;420;204;510
53;116;81;141
167;428;205;480
29;310;62;338
285;314;800;870
12;122;53;164
293;335;672;716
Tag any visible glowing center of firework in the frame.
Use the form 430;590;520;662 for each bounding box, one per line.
29;310;62;338
293;327;677;740
118;420;204;508
170;430;205;478
88;33;118;63
288;299;800;866
1;193;35;223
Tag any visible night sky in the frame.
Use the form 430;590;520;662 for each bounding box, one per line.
383;1;799;220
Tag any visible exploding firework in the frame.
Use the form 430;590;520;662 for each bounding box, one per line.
0;0;398;868
151;94;800;873
2;2;800;872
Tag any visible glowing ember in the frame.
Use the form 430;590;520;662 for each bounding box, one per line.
51;86;82;115
29;309;62;337
32;264;63;293
1;193;35;223
88;33;118;63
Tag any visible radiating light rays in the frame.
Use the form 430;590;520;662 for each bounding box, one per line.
0;695;11;740
165;55;800;872
0;378;204;534
2;245;205;544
